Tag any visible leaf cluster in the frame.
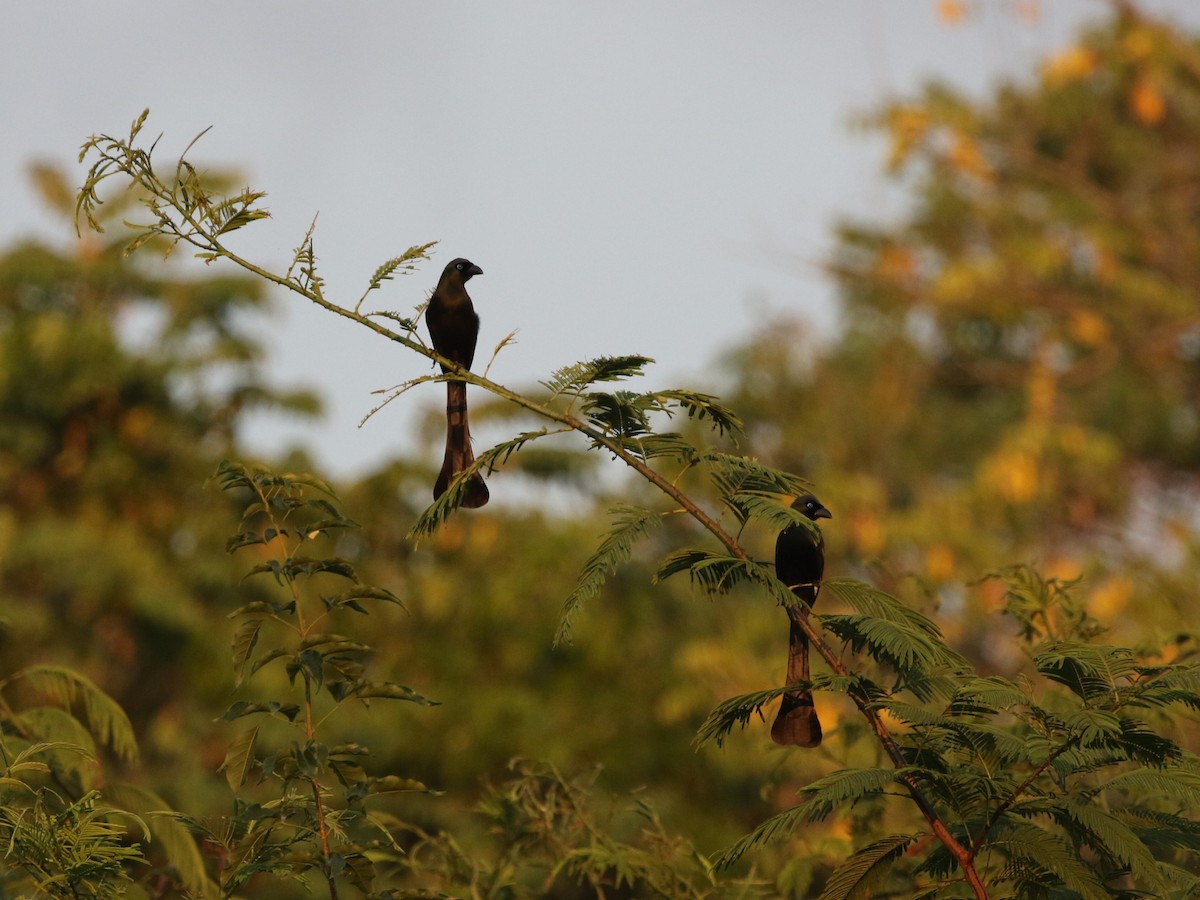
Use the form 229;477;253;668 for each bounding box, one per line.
0;789;146;899
203;461;436;897
389;759;765;898
707;568;1200;898
0;667;213;896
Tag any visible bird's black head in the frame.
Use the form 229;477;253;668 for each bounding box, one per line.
444;257;484;282
793;492;832;521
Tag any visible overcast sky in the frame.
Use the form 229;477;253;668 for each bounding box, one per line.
5;1;1199;479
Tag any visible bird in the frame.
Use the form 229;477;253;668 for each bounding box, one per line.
771;491;831;747
426;257;489;508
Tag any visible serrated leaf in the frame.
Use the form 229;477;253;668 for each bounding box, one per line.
369;775;440;795
250;647;289;676
350;682;438;706
321;585;404;612
299;633;368;652
225;530;265;553
232;619;262;684
220;700;266;722
219;725;259;792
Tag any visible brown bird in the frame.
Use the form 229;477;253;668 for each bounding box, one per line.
426;257;489;508
771;492;831;747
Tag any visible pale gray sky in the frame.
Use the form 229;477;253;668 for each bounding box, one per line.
5;2;1199;478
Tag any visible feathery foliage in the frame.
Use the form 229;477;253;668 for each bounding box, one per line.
65;56;1200;898
0;790;148;899
556;503;665;646
200;461;435;897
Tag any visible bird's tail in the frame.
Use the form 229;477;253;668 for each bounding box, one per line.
435;380;489;508
771;608;822;747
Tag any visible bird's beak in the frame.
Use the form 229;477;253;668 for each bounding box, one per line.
814;507;832;520
468;264;484;277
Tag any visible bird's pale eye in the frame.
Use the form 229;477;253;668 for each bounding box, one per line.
456;263;464;270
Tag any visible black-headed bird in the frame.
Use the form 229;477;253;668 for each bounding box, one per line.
771;492;831;747
426;258;489;508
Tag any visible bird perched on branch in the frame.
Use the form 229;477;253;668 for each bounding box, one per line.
426;257;489;508
771;492;831;747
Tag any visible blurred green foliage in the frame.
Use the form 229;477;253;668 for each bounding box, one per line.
725;5;1200;673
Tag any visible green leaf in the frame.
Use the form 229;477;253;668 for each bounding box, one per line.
1123;807;1200;855
219;700;261;722
715;767;898;868
1102;766;1200;804
612;431;698;462
655;550;778;599
250;647;289;676
300;516;360;538
349;681;438;706
1130;664;1200;711
321;584;404;613
653;389;743;437
232;619;262;684
409;429;554;539
290;648;325;690
362;243;436;294
11;708;98;787
821;614;968;698
12;665;139;764
824;578;946;639
873;698;946;727
945;720;1031;766
694;686;792;749
582;390;653;437
1056;799;1162;890
1062;707;1123;747
219;724;259;792
702;451;809;496
369;775;439;795
724;491;820;530
283;556;359;582
988;820;1111;900
948;675;1032;715
225;530;266;552
556;504;663;646
818;833;917;900
540;355;655;397
103;783;214;897
1035;641;1137;703
299;633;370;653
